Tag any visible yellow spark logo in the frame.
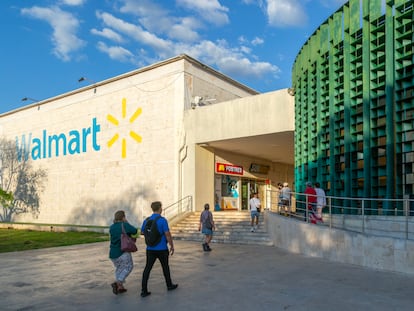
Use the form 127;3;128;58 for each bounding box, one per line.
107;98;142;158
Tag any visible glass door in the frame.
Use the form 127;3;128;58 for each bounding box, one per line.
241;179;265;210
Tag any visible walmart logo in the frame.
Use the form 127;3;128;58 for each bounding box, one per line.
15;98;142;161
107;98;142;158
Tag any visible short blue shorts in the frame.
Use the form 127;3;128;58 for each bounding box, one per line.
202;227;213;235
251;211;259;220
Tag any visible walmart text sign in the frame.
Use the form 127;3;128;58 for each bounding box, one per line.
16;118;101;161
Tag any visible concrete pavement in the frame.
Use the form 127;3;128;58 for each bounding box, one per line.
1;239;413;311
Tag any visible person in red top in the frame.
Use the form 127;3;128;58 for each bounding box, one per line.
304;182;318;223
304;182;317;210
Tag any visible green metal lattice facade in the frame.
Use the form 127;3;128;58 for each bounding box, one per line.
292;0;413;212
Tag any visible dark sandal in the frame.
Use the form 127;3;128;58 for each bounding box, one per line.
111;282;118;295
118;288;127;293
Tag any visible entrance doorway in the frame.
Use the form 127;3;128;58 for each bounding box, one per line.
215;175;266;211
241;179;265;210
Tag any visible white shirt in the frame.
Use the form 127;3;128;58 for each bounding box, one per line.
315;187;326;207
280;186;291;200
249;197;261;211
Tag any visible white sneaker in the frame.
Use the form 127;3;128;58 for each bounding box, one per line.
254;225;258;230
250;227;255;232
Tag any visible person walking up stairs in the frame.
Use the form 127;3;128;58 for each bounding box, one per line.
198;203;215;251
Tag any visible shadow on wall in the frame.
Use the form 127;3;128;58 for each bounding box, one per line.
66;184;157;227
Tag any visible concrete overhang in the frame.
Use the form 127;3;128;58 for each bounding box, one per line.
185;89;295;165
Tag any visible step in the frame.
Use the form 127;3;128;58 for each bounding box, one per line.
170;211;273;246
173;233;274;246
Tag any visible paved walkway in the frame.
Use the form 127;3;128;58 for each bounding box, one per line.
1;239;413;311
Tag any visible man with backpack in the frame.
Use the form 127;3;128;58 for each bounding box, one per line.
140;201;178;297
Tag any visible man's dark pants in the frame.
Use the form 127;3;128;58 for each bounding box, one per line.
142;249;173;291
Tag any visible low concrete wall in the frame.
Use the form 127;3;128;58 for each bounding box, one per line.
0;222;109;234
267;212;414;275
323;214;414;240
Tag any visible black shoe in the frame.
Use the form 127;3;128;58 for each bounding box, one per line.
202;243;207;251
206;244;212;251
140;291;151;297
167;284;178;291
111;282;118;295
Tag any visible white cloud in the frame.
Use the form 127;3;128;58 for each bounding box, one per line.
242;0;264;5
251;37;264;46
238;36;248;44
139;14;201;42
266;0;308;27
220;56;280;79
238;36;264;47
96;41;135;63
240;46;252;54
60;0;85;5
118;0;201;42
93;2;278;81
168;17;200;42
174;40;280;79
21;6;85;61
119;0;167;17
176;0;229;26
91;27;124;43
96;12;173;55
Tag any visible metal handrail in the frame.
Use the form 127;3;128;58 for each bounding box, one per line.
162;195;193;221
266;189;414;240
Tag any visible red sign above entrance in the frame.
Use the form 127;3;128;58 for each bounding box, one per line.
216;163;243;175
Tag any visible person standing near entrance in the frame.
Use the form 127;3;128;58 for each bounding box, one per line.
280;182;292;215
140;201;178;297
305;182;318;223
198;203;215;251
314;182;326;221
305;182;317;209
249;192;261;232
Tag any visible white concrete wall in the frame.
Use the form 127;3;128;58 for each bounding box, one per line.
267;212;414;275
186;89;294;141
1;62;186;226
0;56;258;227
194;145;215;211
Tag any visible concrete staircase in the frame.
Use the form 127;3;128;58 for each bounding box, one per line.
170;211;274;246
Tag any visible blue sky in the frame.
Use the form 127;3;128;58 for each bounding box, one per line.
0;0;347;114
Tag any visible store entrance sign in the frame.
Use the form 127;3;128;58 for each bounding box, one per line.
216;163;243;175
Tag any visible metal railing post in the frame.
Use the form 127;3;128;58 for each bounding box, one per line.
305;195;309;223
405;199;409;240
328;197;332;229
361;199;365;234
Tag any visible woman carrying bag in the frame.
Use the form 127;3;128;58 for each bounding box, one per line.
109;210;138;295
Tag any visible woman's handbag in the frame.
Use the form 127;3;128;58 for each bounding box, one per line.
121;223;137;252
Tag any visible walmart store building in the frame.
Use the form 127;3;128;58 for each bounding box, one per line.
1;0;413;227
0;54;294;226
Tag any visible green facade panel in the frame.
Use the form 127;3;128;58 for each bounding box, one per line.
349;0;361;34
292;0;414;214
370;0;383;20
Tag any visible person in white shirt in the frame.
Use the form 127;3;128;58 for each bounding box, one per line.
314;182;326;220
280;182;292;214
249;192;261;232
